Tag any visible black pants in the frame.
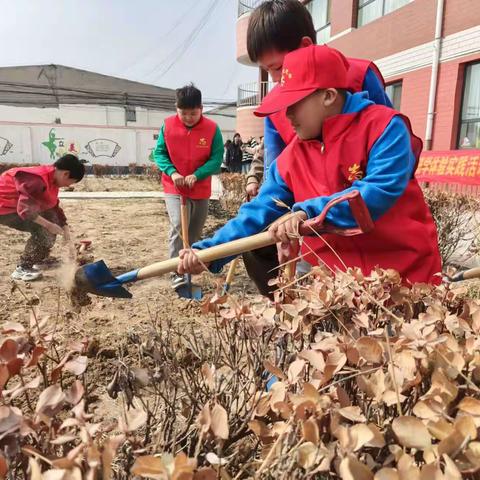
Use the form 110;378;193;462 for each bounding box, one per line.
242;245;279;299
0;209;60;268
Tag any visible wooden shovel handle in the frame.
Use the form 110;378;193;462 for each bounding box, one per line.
180;196;189;249
137;230;274;280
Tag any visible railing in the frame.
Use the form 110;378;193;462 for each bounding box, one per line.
237;81;275;107
237;0;266;17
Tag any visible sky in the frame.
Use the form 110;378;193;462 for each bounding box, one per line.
0;0;257;105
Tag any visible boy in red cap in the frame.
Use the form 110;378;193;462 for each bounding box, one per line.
177;45;441;295
245;0;392;199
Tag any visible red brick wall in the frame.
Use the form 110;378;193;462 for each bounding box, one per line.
443;0;480;36
329;0;480;61
236;107;264;139
330;0;355;37
388;53;480;151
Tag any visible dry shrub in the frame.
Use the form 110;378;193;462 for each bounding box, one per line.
4;268;480;478
424;189;480;266
111;268;480;479
0;286;147;479
218;173;247;215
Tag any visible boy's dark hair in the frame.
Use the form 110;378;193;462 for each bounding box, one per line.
54;154;85;181
247;0;316;63
175;83;202;109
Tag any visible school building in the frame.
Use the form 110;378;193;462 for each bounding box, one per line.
236;0;480;155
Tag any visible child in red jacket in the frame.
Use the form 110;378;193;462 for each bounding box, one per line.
177;46;441;296
0;154;84;281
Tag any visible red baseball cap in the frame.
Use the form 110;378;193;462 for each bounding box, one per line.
254;45;350;117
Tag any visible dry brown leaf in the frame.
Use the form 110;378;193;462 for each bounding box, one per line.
438;429;468;458
356;337;383;364
338;455;374;480
442;454;462;480
366;423;386;448
454;415;477;441
392;416;431;449
201;363;215;390
64;356;88;376
338;406;366;423
299;349;325;372
288;359;306;383
65;380;84;406
373;468;400;480
131;455;166;478
458;397;480;416
102;434;125;480
269;381;286;412
427;418;454;441
205;452;228;466
35;384;65;415
263;360;286;381
302;418;319;444
119;408;147;433
297;442;318;469
197;403;211;434
210;403;229;440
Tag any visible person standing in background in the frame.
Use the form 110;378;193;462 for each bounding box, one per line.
225;133;243;173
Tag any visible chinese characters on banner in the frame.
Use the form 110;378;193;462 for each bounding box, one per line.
416;150;480;185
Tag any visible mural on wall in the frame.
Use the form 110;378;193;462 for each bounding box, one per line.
85;139;121;158
41;129;121;161
0;137;13;156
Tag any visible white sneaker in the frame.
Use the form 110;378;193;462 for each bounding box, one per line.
11;266;43;282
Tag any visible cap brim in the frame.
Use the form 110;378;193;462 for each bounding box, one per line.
254;87;318;117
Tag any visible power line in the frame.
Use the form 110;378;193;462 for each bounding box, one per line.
146;0;223;82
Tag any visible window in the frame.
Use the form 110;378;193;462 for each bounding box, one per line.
458;62;480;149
125;105;136;122
306;0;331;44
358;0;413;27
385;81;402;111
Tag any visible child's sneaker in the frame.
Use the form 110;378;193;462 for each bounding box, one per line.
171;273;187;290
11;266;43;282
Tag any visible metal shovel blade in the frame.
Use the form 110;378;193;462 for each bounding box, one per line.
74;260;133;299
175;274;202;300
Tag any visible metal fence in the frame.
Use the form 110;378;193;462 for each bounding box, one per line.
237;81;275;107
238;0;266;17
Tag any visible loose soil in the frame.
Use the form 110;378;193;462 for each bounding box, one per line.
0;197;255;423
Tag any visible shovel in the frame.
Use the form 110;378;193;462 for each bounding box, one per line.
176;195;203;300
74;190;374;299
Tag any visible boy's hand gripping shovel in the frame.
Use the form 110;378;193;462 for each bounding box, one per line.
74;190;374;299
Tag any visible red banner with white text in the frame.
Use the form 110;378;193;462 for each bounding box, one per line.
416;150;480;185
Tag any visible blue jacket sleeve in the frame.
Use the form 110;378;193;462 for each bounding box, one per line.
363;67;393;108
264;117;286;173
193;161;294;272
292;116;415;228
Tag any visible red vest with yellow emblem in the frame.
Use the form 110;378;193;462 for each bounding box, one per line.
269;57;385;145
163;115;217;199
277;106;442;285
0;165;59;215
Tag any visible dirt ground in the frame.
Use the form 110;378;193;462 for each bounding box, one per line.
70;175;161;192
0;197;255;422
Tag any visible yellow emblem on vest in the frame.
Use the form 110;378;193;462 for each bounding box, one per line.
348;163;364;182
280;68;293;87
198;137;208;147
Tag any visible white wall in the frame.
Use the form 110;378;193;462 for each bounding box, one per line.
0;123;158;166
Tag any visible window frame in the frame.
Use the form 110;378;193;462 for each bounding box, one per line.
457;61;480;150
305;0;331;43
357;0;413;28
385;80;403;111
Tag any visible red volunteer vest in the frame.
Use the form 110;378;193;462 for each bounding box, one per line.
162;115;217;199
277;106;442;285
269;57;385;145
0;165;59;215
